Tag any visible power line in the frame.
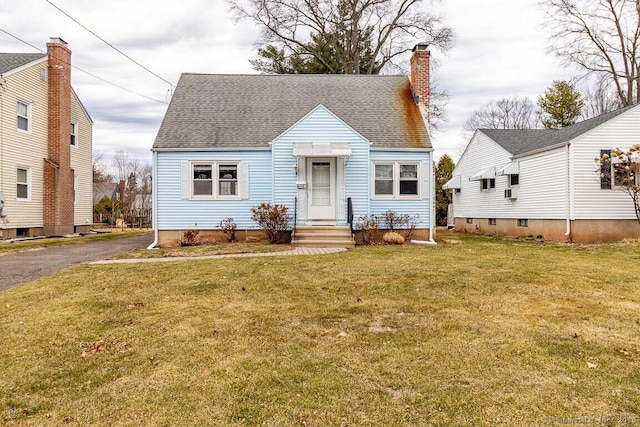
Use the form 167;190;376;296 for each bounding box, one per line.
0;28;168;105
45;0;174;87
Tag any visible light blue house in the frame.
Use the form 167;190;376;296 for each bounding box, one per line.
149;45;435;247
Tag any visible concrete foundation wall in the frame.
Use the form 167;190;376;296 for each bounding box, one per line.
453;218;640;243
157;229;292;247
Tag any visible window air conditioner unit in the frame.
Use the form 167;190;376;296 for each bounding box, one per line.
504;187;518;199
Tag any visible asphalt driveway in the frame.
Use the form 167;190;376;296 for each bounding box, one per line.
0;234;154;292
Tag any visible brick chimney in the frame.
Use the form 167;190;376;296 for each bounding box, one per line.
43;37;75;235
410;43;430;120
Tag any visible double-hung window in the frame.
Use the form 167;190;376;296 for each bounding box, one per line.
600;149;638;189
373;162;419;198
481;178;495;191
70;122;78;146
192;162;239;198
17;167;30;200
17;101;30;132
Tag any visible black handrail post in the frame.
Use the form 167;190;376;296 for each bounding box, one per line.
347;197;354;234
293;196;297;239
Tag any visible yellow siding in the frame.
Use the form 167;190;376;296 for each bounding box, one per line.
0;60;48;228
0;59;93;231
70;91;93;226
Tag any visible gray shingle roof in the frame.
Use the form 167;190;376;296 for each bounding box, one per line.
481;103;639;157
153;73;430;150
0;53;47;75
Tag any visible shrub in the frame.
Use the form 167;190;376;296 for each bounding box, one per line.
219;218;237;242
383;231;405;245
355;214;379;245
181;230;199;246
380;210;419;239
250;203;291;244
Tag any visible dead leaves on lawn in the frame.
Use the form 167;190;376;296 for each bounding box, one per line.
79;339;130;360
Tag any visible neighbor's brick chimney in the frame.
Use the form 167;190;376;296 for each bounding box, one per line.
43;37;75;235
410;43;431;120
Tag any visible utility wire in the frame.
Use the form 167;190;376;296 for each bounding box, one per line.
45;0;174;87
0;28;168;105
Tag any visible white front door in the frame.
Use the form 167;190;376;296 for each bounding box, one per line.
307;158;336;220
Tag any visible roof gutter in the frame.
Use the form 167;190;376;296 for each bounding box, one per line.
412;157;437;246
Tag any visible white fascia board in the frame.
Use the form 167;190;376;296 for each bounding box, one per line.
151;147;271;152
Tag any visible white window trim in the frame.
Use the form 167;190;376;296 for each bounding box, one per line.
190;161;241;200
16;166;31;201
372;161;421;200
71;122;78;147
17;100;32;134
480;178;496;192
508;174;520;188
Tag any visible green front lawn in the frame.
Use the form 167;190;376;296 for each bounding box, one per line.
1;235;639;426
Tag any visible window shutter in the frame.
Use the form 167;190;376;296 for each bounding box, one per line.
600;149;612;189
239;161;249;199
420;161;430;199
181;161;190;199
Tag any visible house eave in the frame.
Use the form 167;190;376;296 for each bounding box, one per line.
151;147;271;152
370;147;433;152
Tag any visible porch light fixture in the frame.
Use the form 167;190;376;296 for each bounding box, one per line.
293;164;298;174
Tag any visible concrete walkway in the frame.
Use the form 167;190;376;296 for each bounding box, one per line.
91;247;348;265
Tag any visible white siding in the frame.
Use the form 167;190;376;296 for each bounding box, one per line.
512;148;567;219
272;105;371;224
156;151;272;230
571;105;640;219
451;132;511;219
453;132;568;220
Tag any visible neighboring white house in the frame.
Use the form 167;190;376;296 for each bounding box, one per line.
445;103;640;242
0;38;93;239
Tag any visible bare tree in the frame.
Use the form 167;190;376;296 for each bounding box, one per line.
92;152;114;205
464;97;539;131
580;77;624;119
541;0;640;106
111;150;142;226
229;0;455;75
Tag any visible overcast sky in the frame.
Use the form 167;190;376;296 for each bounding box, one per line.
1;0;575;167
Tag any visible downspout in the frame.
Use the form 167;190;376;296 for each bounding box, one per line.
146;150;159;249
412;157;437;245
564;143;571;238
428;156;436;244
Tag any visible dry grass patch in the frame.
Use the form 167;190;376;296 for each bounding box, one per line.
113;242;293;259
1;235;639;425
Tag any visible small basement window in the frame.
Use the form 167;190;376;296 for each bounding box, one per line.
488;218;496;225
517;219;528;227
466;218;473;224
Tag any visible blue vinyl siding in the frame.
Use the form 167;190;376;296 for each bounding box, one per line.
156;151;272;230
272;105;370;224
369;150;432;228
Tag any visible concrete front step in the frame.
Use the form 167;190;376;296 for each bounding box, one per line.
292;225;355;249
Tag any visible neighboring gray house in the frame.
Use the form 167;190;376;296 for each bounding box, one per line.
150;45;435;247
445;103;640;242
